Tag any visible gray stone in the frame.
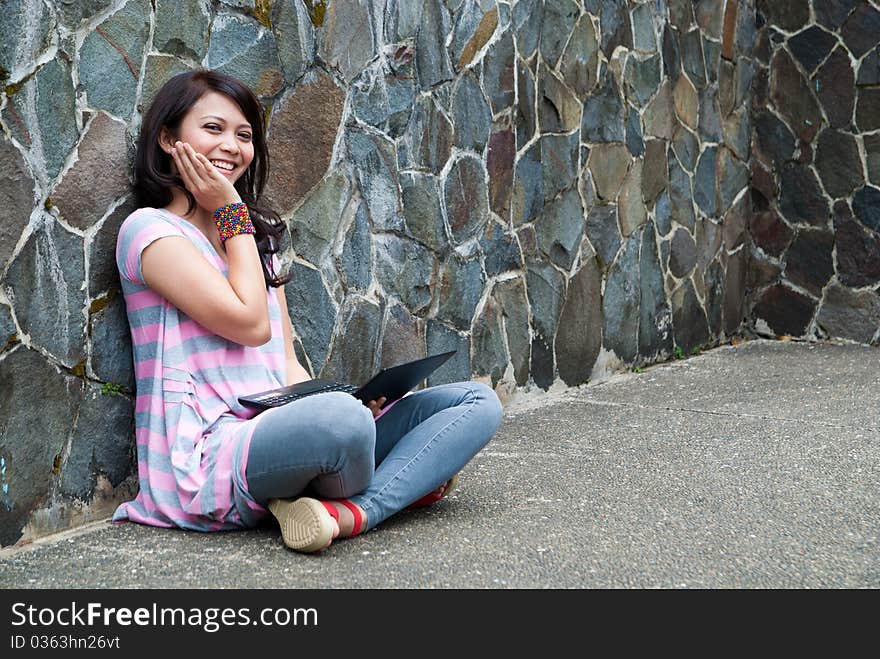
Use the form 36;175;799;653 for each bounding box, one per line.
527;260;565;388
317;0;375;82
840;2;880;59
626;107;645;157
453;73;492;152
722;107;751;162
588;143;631;201
401;172;446;252
857;48;880;85
703;259;725;336
480;220;523;277
717;148;749;214
488;127;515;219
89;294;134;393
426;320;471;386
815;47;855;131
752;283;816;337
644;80;675;139
373;234;435;315
0;347;83;546
416;0;454;88
3;215;85;367
639;223;673;359
834;199;880;288
206;12;284;98
0;0;54;84
788;25;836;74
3;58;78;180
668;0;695;31
386;0;423;41
483;29;515;113
288;171;350;265
723;247;748;335
513;134;578;225
285;261;336;375
680;28;707;89
379;303;425;369
671;278;709;353
560;14;601;98
513;0;542;58
631;2;657;52
815;129;865;200
814;0;860;30
865;134;880;186
750;210;794;257
321;295;381;384
856;88;880;132
581;67;625;143
756;0;810;32
266;71;345;214
79;0;150;118
817;284;880;345
471;296;507;387
272;0;315;84
536;186;585;270
783;228;834;297
669;227;697;279
694;146;718;218
654;190;673;236
719;58;736;116
451;0;499;70
539;65;581;133
624;53;662;108
516;58;537;146
603;233;640;363
698;85;723;142
437;254;484;331
88;199;135;299
642;139;668;207
140;54;193;111
348;129;405;232
0;138;33;270
722;194;750;252
695;0;723;38
696;217;723;270
770;49;822;140
445;155;490;244
672;123;699;173
540;0;579;68
753;110;796;168
60;384;134;500
701;32;720;82
618;159;647;237
555;256;602;386
53;113;129;231
668;151;696;231
339;201;372;293
154;0;209;61
399;96;453;175
662;23;681;79
493;277;530;386
852;185;880;233
598;0;632;55
673;72;699;130
778;164;829;227
586;204;622;269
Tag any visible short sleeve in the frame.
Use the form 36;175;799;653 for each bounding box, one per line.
116;208;186;285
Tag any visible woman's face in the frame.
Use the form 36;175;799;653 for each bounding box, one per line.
161;90;255;183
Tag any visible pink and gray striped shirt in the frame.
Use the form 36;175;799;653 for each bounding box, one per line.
112;208;285;531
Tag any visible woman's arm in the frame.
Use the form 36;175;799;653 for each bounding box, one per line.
275;287;312;385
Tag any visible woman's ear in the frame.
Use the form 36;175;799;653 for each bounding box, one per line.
158;127;176;154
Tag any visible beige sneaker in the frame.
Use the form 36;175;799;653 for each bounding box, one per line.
268;497;336;553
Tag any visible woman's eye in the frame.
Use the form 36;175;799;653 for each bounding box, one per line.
204;123;221;131
238;132;253;141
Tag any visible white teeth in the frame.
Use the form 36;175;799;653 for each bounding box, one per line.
211;160;234;170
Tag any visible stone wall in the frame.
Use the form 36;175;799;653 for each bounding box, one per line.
0;0;760;547
748;0;880;342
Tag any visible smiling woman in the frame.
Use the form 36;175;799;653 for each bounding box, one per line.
112;69;502;554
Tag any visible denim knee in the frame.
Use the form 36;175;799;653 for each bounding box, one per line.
315;392;376;463
468;381;503;434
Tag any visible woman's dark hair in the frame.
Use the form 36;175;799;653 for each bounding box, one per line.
134;69;288;287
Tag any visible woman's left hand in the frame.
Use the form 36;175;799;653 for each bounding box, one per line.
366;398;387;419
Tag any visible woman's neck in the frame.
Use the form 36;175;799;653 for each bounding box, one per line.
163;190;226;256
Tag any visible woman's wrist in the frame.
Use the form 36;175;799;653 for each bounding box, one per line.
214;202;255;243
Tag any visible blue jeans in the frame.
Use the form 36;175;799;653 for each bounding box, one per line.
243;381;503;531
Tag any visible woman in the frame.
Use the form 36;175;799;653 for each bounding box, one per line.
113;70;502;552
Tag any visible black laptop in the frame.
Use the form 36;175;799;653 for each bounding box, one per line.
238;350;457;412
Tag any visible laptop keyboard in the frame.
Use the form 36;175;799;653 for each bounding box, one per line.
257;382;359;406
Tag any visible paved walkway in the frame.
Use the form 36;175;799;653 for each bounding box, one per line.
1;339;878;588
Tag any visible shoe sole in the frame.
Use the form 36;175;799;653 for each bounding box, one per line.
268;498;334;553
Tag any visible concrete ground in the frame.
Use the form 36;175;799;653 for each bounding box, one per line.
1;338;877;588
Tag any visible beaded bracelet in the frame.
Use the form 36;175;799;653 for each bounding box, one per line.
213;202;255;243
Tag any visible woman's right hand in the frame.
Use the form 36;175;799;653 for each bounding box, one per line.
171;141;241;213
